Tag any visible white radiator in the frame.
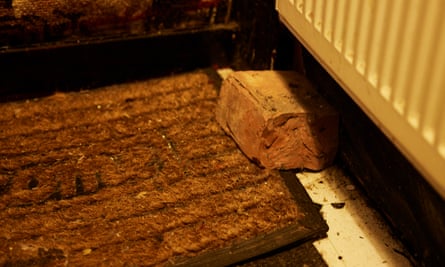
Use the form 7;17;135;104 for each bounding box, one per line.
276;0;445;198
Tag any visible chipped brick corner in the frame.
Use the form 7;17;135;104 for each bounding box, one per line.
216;70;338;170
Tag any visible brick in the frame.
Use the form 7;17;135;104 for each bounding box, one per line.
215;71;338;170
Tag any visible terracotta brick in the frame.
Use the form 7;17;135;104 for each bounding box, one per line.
215;71;338;170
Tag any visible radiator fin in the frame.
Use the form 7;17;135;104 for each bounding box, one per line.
277;0;445;198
